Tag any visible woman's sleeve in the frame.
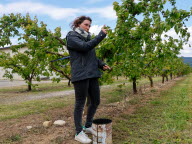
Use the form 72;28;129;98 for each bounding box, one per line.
98;58;106;70
67;30;106;52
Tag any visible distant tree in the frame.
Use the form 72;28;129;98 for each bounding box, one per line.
0;13;69;90
46;50;71;86
98;0;191;93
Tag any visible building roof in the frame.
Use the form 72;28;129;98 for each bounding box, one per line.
0;46;11;50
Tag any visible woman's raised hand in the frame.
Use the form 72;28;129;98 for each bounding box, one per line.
101;25;108;34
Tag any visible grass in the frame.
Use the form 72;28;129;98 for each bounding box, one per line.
0;96;73;121
0;76;162;121
1;134;22;143
102;76;162;104
0;80;72;94
104;86;129;104
0;75;192;143
112;75;192;144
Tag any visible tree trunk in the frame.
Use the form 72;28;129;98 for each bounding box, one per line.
162;76;165;84
166;75;168;81
68;79;71;86
170;73;173;80
148;76;153;87
132;77;137;94
28;84;32;91
27;78;32;91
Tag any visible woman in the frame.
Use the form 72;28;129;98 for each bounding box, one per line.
66;16;110;143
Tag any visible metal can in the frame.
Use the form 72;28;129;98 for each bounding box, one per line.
92;118;112;144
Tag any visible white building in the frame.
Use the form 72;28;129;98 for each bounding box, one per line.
0;46;68;80
0;46;28;80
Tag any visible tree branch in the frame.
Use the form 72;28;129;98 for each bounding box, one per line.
54;36;66;45
50;62;71;80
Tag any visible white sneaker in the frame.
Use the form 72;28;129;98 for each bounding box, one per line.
83;127;94;134
75;131;92;143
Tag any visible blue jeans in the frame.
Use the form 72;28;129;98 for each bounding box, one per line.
73;78;100;134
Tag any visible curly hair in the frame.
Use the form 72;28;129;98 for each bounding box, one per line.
71;16;92;30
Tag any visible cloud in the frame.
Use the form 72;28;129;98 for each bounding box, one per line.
164;26;192;57
61;30;68;38
83;6;117;20
134;0;140;3
87;0;105;4
179;26;192;57
89;25;103;35
179;47;192;57
0;2;80;20
0;1;116;20
2;37;19;47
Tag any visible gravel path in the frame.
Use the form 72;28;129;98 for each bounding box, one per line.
0;80;71;105
0;80;67;87
0;84;110;105
0;90;75;105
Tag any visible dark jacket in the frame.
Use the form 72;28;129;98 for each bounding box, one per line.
66;30;106;82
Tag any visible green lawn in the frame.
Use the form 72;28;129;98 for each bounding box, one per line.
112;75;192;144
0;75;192;143
0;76;161;121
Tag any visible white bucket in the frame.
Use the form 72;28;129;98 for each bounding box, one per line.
92;118;112;144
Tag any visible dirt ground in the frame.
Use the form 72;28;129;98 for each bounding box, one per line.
0;78;182;144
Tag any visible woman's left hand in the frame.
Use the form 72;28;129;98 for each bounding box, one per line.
101;25;108;34
103;65;111;70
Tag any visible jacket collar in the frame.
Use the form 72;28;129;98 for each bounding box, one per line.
74;27;91;40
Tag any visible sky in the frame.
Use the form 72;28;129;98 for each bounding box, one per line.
0;0;192;57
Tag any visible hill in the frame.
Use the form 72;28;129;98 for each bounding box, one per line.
181;57;192;67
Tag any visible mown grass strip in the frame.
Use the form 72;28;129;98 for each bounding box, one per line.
0;81;72;93
0;77;162;121
0;96;72;121
112;75;192;144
